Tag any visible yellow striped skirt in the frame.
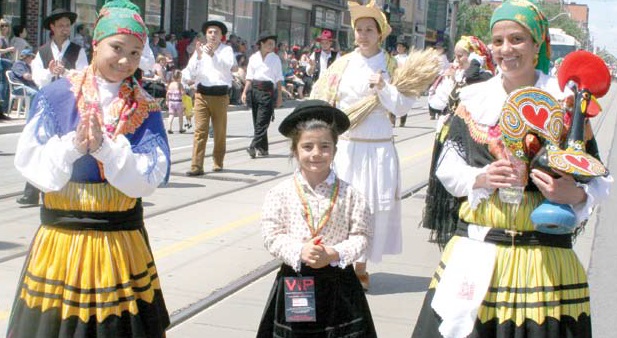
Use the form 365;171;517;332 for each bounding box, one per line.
8;182;169;337
428;192;589;329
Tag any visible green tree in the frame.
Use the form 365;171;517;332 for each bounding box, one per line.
456;2;493;45
596;47;617;66
538;3;587;48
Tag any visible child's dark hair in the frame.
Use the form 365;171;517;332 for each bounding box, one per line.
288;119;339;155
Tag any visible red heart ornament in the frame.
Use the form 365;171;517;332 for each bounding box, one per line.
522;105;549;130
565;154;591;171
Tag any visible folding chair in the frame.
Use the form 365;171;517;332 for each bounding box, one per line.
5;70;31;118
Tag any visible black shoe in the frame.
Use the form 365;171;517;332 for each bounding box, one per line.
185;169;204;176
246;147;256;159
168;130;173;134
179;129;186;134
0;114;10;120
17;196;39;205
258;150;269;157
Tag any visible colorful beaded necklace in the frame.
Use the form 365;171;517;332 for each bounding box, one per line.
294;173;340;238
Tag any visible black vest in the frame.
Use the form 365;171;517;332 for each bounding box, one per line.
39;41;82;72
312;50;338;81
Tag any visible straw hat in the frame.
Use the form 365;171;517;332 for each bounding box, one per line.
348;0;392;39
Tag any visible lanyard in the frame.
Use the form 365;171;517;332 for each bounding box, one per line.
294;175;340;238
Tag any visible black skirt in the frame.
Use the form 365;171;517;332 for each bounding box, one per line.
257;264;377;338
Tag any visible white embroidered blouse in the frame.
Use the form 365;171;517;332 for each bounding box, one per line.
262;170;373;272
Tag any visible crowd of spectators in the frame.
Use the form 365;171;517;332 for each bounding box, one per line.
0;21;413;121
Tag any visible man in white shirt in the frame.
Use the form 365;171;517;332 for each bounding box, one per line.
241;31;283;158
184;20;237;176
391;36;409;127
18;8;88;205
306;29;338;83
31;8;88;88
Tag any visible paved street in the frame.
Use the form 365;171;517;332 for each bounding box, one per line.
1;89;616;337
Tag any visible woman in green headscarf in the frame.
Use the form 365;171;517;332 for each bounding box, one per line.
412;1;611;337
8;1;171;337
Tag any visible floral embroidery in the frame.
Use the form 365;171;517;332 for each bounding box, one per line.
456;105;500;145
69;66;158;137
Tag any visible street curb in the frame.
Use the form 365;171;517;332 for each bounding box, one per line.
0;120;25;135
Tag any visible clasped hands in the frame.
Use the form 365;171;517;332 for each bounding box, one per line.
74;108;105;155
476;159;586;205
300;236;339;269
48;60;65;77
196;40;215;58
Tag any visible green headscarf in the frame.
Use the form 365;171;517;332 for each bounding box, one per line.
490;0;551;74
92;0;148;46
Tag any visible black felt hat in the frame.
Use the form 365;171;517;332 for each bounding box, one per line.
257;31;277;44
43;8;77;30
202;20;228;36
278;100;350;137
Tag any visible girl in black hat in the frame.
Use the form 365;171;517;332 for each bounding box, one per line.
257;100;377;337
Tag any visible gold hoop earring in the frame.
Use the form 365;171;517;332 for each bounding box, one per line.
533;54;538;66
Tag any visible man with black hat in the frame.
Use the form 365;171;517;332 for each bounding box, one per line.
18;8;87;205
184;20;237;176
241;31;283;159
31;8;88;88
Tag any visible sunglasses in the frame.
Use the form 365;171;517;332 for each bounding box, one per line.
0;25;9;28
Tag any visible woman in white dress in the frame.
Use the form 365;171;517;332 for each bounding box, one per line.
311;0;414;290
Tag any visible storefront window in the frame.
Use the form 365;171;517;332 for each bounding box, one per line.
210;0;234;33
233;0;254;42
74;0;101;33
130;0;163;33
73;0;161;37
277;21;291;46
277;7;309;47
0;0;23;26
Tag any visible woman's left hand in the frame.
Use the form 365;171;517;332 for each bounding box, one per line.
530;169;587;205
87;110;104;153
368;70;385;90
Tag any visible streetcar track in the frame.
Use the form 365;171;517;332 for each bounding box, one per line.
168;180;431;330
0;127;435;327
0;129;435;266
